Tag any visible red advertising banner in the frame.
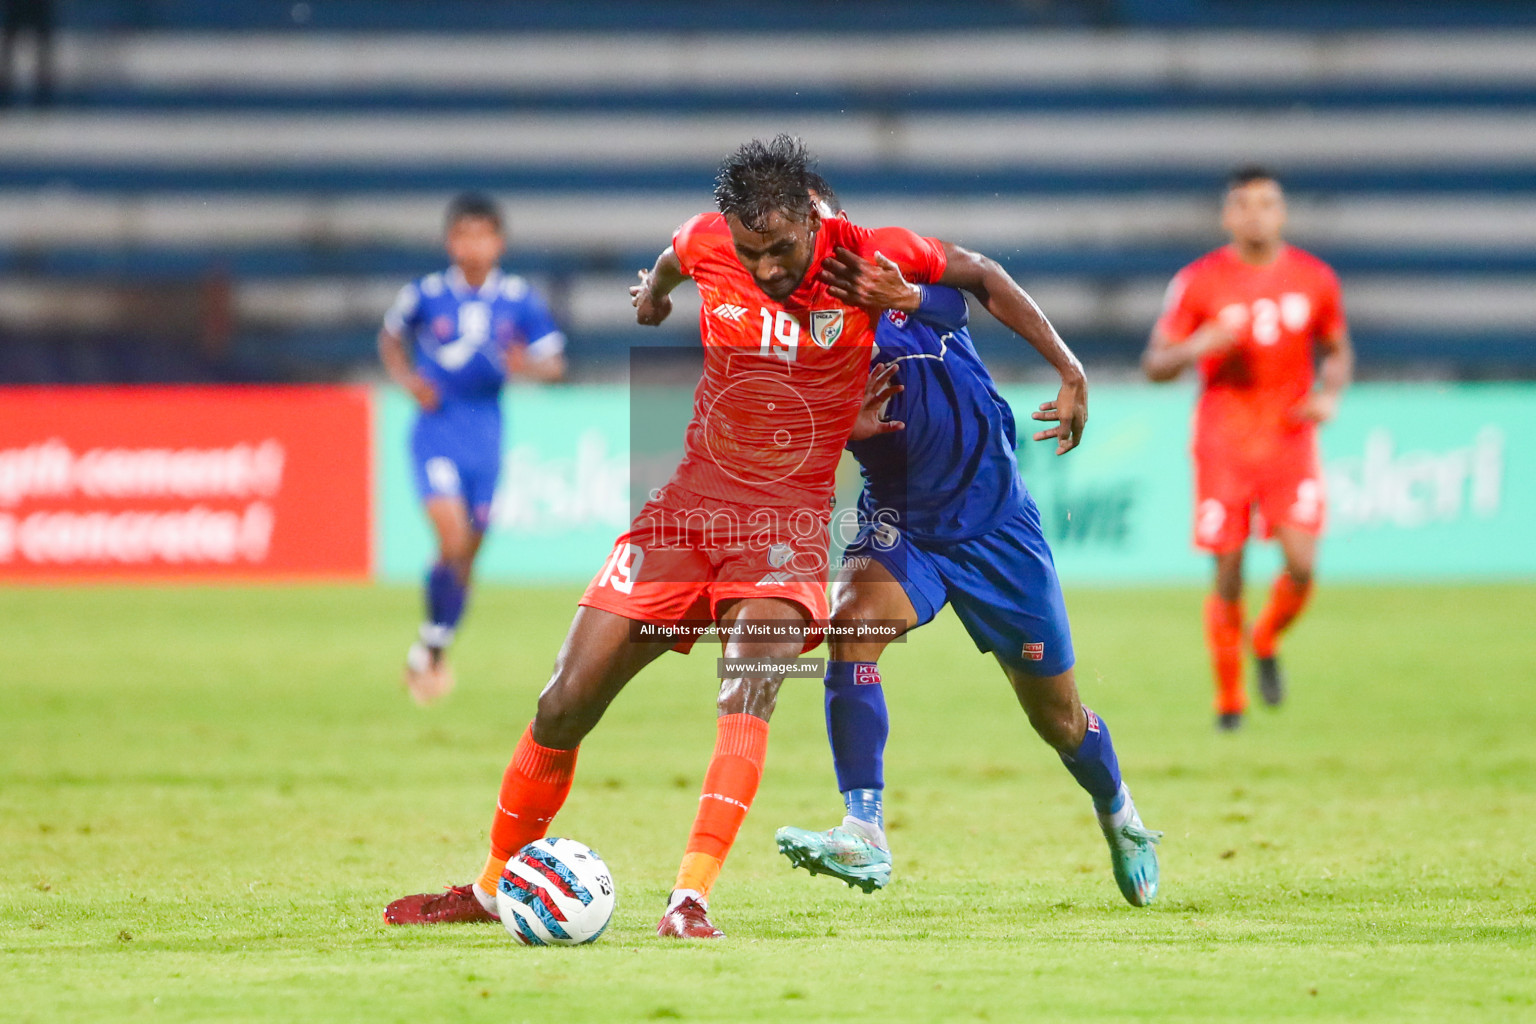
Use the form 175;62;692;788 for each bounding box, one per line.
0;387;371;581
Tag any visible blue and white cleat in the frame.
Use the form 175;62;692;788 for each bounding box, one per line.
1098;786;1162;907
775;821;892;893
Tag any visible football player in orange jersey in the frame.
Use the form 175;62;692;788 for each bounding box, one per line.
383;135;1087;939
1143;166;1353;730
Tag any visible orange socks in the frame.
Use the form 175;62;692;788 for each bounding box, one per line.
673;713;770;899
1204;595;1246;715
476;723;578;895
1252;573;1312;660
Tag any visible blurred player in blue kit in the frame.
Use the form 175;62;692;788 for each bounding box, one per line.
775;182;1162;906
378;193;566;703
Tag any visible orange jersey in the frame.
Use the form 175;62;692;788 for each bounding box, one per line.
669;212;947;510
1157;245;1346;462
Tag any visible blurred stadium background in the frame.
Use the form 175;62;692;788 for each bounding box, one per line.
2;0;1534;585
5;0;1536;384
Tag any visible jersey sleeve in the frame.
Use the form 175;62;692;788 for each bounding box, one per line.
1314;265;1348;341
671;212;719;277
1154;267;1203;343
514;285;566;357
383;281;422;335
859;226;948;284
911;284;969;333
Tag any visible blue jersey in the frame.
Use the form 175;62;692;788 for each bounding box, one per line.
848;285;1025;543
384;266;565;414
385;266;564;530
844;286;1074;674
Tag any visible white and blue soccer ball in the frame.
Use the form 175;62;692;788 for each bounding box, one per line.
496;837;615;946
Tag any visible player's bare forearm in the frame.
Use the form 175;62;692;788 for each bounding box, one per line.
937;244;1084;385
509;346;567;384
1298;330;1354;423
378;328;437;410
377;328;411;385
935;243;1087;454
1141;331;1189;382
1142;323;1234;382
1319;330;1354;399
631;247;687;327
379;328;440;410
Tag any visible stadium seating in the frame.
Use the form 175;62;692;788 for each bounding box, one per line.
2;1;1536;381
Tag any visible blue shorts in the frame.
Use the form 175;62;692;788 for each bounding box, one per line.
410;408;501;533
844;497;1075;676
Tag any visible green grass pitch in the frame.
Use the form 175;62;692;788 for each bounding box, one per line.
3;581;1534;1022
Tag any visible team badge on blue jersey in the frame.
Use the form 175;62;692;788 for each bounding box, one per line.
810;309;844;348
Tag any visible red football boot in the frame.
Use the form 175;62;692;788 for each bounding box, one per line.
656;895;725;939
383;884;497;925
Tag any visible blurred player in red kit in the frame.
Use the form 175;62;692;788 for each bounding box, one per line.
1142;167;1353;730
383;135;1086;937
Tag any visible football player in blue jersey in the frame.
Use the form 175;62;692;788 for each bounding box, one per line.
378;193;566;704
775;181;1162;906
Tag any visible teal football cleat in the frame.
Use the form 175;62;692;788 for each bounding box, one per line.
1099;789;1163;907
775;823;892;893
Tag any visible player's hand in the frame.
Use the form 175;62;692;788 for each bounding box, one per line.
1192;320;1240;358
407;376;440;412
848;361;905;442
630;269;673;326
1031;376;1087;455
1293;390;1339;424
818;247;923;312
506;342;529;376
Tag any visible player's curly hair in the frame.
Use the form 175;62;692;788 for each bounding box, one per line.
714;134;816;232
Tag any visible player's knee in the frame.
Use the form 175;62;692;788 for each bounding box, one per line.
533;673;602;749
1285;564;1313;589
439;536;475;574
1018;687;1083;752
827;604;892;663
717;675;781;720
444;554;474;585
1030;708;1081;752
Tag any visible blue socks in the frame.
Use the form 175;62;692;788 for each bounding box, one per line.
824;661;889;830
1060;708;1124;814
844;788;884;832
422;562;468;649
825;661;1124;828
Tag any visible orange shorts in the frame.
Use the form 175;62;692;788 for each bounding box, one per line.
1193;441;1324;553
578;486;829;654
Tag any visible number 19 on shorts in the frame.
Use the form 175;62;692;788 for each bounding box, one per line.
599;542;644;595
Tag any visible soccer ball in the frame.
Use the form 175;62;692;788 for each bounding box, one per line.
495;837;615;946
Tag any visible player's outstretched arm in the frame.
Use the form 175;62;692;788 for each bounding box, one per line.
937;243;1088;456
377;327;439;411
507;343;567;383
630;247;688;327
1140;322;1236;382
1295;328;1354;423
